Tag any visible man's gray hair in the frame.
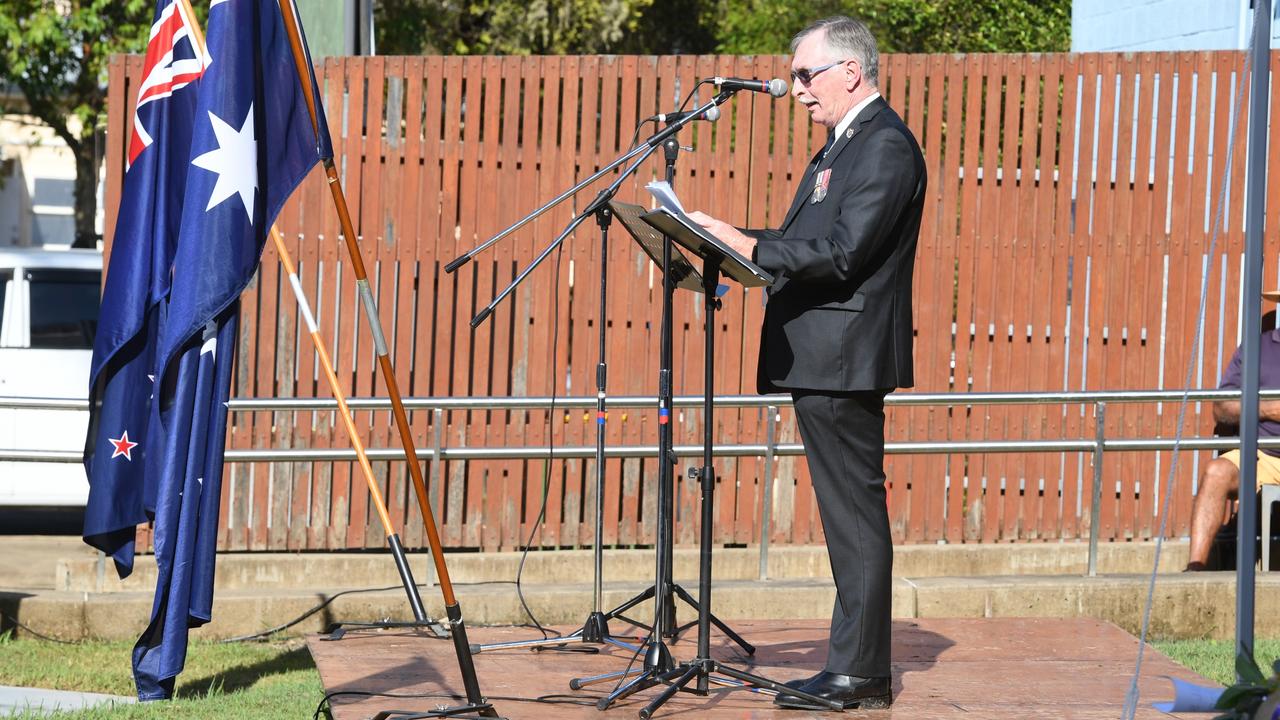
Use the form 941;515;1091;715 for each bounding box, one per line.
790;16;879;87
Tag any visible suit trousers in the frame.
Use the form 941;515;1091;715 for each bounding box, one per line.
791;390;892;678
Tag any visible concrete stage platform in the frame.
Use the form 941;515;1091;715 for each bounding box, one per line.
307;617;1208;719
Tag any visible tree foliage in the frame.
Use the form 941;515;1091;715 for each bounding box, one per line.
0;0;154;248
377;0;657;55
713;0;1071;55
377;0;1071;56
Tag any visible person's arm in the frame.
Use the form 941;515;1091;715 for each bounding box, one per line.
1209;345;1280;425
1212;398;1280;426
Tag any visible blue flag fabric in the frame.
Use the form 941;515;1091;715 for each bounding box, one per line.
84;0;207;578
84;0;332;700
131;0;332;700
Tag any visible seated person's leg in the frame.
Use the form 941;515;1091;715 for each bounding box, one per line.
1186;452;1241;570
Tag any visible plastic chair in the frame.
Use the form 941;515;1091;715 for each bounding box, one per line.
1263;484;1280;571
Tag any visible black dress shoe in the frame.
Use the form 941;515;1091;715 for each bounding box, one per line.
781;672;823;690
773;671;892;710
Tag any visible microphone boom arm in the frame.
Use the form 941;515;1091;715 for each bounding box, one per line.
462;91;735;328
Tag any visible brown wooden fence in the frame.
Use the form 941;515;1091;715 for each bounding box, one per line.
104;51;1280;552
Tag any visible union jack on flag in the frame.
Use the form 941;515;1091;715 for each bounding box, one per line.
128;0;208;166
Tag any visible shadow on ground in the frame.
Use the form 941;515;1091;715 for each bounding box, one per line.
175;645;316;699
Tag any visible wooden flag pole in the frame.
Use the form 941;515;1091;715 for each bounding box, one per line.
269;225;430;625
273;1;496;716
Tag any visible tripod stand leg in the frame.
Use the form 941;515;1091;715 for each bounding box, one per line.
596;669;660;710
671;584;756;655
569;666;642;690
638;665;700;720
711;662;845;711
603;636;643;653
468;628;583;654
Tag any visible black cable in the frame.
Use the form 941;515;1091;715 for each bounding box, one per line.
3;576;529;645
312;688;600;720
630;80;713;150
0;610;77;644
217;580;518;644
506;241;566;643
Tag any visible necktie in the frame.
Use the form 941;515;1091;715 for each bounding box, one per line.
821;131;835;159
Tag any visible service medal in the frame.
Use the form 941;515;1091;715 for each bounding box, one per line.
811;168;831;204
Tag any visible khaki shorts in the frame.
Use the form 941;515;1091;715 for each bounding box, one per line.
1218;449;1280;486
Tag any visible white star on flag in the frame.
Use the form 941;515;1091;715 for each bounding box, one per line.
190;104;258;221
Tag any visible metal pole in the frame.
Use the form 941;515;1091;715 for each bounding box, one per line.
1088;402;1106;577
592;207;611;619
759;405;777;581
275;2;493;713
1237;0;1271;666
270;226;427;621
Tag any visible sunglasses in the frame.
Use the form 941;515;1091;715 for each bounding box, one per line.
790;60;847;86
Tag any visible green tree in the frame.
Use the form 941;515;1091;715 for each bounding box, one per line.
377;0;657;55
378;0;1069;56
713;0;1070;55
0;0;154;249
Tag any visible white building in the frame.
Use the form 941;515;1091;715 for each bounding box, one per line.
0;85;81;249
1073;0;1280;51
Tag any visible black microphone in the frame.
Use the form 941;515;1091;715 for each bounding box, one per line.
711;77;788;97
655;106;721;124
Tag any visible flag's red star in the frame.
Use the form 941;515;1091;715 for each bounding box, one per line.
109;431;139;461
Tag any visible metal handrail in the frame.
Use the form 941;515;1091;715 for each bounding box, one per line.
6;388;1280;412
4;390;1273;578
5;436;1279;463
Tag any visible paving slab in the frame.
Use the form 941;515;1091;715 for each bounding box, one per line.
0;685;134;716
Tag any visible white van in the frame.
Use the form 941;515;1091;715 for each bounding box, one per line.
0;247;102;507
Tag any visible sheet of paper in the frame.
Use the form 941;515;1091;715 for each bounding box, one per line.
1151;676;1224;713
645;180;685;214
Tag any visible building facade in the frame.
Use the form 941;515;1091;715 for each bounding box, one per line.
1073;0;1280;51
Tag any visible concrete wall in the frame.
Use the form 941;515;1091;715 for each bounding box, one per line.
1072;0;1277;51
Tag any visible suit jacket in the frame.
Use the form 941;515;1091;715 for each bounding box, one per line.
747;97;926;394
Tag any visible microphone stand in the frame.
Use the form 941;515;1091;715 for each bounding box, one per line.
456;92;735;659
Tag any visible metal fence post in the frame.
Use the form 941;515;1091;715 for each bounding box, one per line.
1087;402;1106;577
759;405;778;581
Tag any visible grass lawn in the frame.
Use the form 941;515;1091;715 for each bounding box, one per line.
1155;637;1280;686
0;633;321;719
0;632;1277;717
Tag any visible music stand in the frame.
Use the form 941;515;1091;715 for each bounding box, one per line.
594;201;760;640
611;202;704;293
589;206;837;717
639;207;773;288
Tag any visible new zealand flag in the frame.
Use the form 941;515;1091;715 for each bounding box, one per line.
84;0;207;580
84;0;332;699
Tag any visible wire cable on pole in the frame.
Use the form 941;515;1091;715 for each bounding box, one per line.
1121;20;1255;718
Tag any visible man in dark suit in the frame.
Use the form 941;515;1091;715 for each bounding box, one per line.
689;15;925;711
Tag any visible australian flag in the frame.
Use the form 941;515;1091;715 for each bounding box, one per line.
84;0;332;700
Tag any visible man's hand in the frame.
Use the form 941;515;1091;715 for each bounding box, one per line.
687;211;756;259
